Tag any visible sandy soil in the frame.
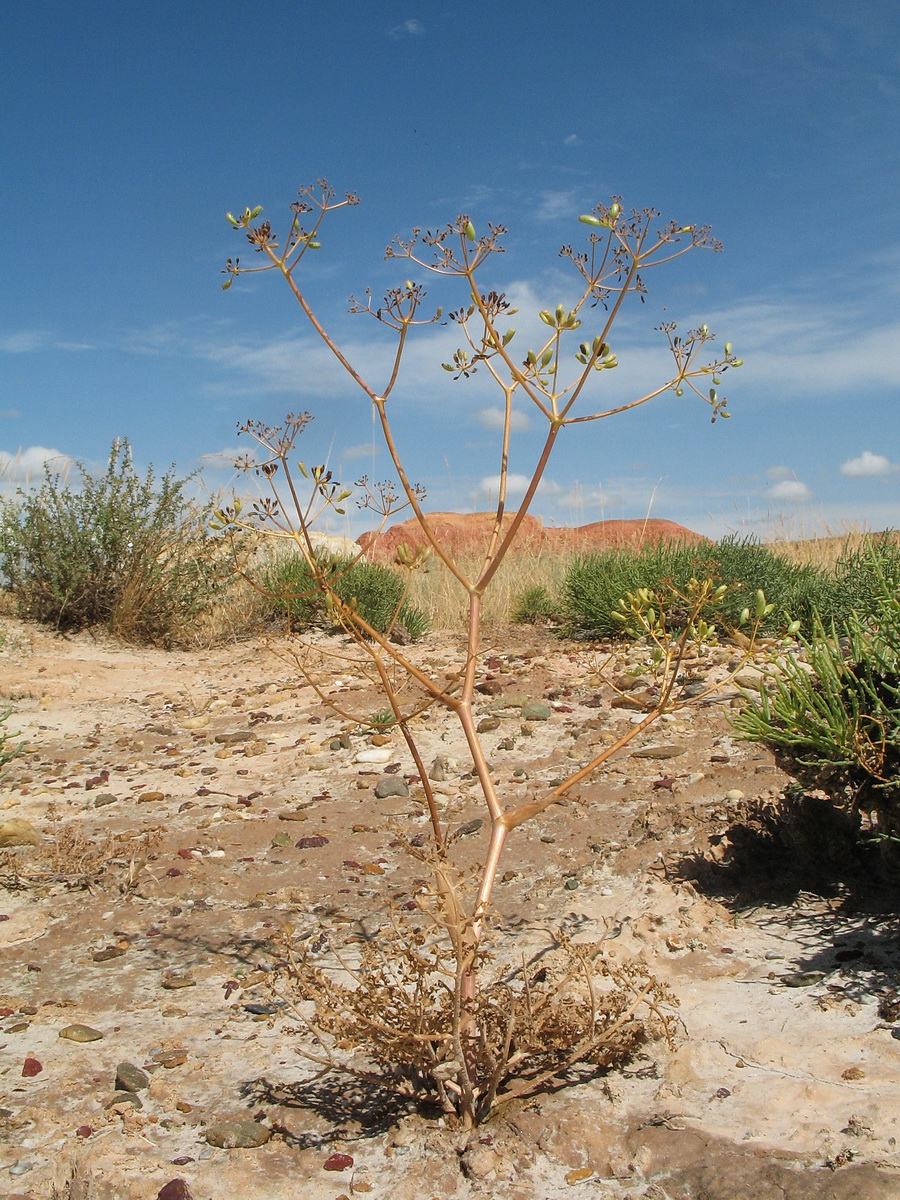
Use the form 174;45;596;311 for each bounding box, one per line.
1;619;899;1200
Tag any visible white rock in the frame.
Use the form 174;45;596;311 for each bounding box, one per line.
355;747;392;764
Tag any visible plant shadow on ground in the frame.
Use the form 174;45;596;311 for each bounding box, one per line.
675;789;900;1000
239;1074;423;1145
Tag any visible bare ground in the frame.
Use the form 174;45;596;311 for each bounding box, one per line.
1;619;899;1200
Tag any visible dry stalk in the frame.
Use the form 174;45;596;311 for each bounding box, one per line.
215;183;744;1124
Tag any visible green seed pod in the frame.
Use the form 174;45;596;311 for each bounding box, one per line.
540;347;554;367
675;387;684;397
307;241;322;249
608;203;620;219
579;214;603;226
250;206;263;219
754;590;767;620
731;358;744;367
678;225;694;233
555;304;565;324
787;619;801;636
739;607;750;626
700;324;709;336
464;221;476;242
526;350;537;366
503;328;516;345
226;212;237;225
724;342;733;356
539;310;555;327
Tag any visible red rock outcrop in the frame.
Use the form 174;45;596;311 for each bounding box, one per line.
358;512;709;561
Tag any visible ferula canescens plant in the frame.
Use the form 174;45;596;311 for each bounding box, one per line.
215;182;752;1126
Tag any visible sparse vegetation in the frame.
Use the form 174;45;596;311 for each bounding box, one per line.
734;538;900;846
559;535;836;640
0;439;223;646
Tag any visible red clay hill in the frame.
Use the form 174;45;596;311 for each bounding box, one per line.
359;512;708;560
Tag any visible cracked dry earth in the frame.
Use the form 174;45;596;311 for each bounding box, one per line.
1;618;899;1200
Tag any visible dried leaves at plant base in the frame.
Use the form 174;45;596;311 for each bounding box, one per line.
0;824;160;892
271;919;676;1125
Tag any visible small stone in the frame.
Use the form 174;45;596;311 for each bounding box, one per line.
92;946;126;963
59;1023;104;1042
21;1056;42;1077
115;1061;150;1092
566;1166;594;1184
243;740;267;757
93;793;118;808
841;1066;865;1080
521;702;551;721
455;818;483;838
631;744;686;759
428;754;457;782
0;819;41;847
157;1181;195;1200
724;788;745;802
104;1092;143;1111
564;878;579;891
214;731;253;744
162;972;196;990
139;791;166;804
152;1048;188;1068
295;835;329;849
204;1120;271;1149
780;971;826;988
8;1162;36;1176
270;832;292;848
324;1152;354;1171
355;747;391;764
374;776;409;799
477;717;501;732
76;1125;93;1137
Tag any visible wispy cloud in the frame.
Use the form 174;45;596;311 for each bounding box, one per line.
340;442;380;461
534;190;578;222
0;331;50;353
476;407;531;432
840;449;898;477
388;18;423;38
563;133;580;147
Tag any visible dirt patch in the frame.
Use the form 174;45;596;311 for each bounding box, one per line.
1;620;899;1199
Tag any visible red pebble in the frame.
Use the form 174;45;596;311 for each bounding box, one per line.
22;1057;42;1077
76;1125;93;1138
157;1180;195;1200
323;1152;354;1171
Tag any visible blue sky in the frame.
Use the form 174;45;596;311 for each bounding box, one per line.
2;0;899;539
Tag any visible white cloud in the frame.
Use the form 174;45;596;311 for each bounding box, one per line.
0;331;49;353
766;479;812;502
535;190;578;222
476;407;531;432
388;18;423;37
563;133;580;146
840;449;897;477
766;465;794;481
0;445;73;483
340;442;380;460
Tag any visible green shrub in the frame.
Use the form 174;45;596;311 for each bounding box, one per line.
562;536;835;640
511;584;561;625
830;533;900;627
261;551;429;640
732;545;900;844
0;440;219;646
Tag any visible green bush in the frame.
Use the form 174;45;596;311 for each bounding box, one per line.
261;551;429;640
0;440;219;646
511;585;561;626
732;545;900;844
562;536;835;640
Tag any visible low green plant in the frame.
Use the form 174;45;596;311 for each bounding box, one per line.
511;583;560;625
260;550;428;640
562;535;834;640
0;440;220;645
733;544;900;844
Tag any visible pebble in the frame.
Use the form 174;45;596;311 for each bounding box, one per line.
59;1023;103;1042
521;702;551;721
374;776;409;799
116;1061;150;1092
355;747;391;764
215;731;254;744
428;754;457;782
204;1120;271;1149
92;793;118;808
157;1181;195;1200
21;1057;42;1077
476;717;501;732
104;1091;143;1111
323;1152;354;1171
139;791;166;804
8;1162;35;1176
162;972;196;990
631;744;687;759
0;819;41;847
724;788;745;802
